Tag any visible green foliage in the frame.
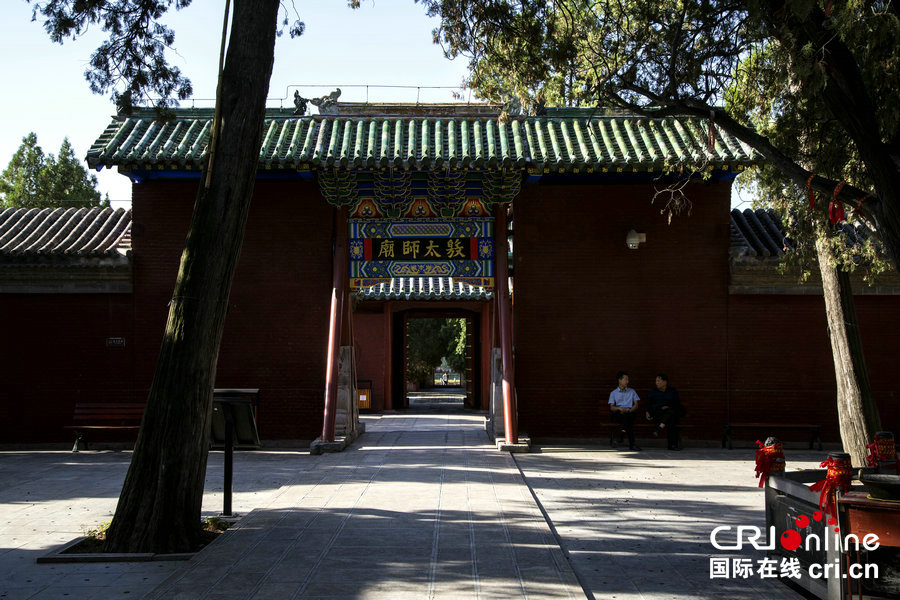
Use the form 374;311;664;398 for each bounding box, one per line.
28;0;193;113
204;516;232;532
28;0;304;114
441;318;467;373
421;0;755;111
0;133;107;209
84;519;112;539
726;19;893;283
406;318;466;386
0;133;46;207
422;0;900;268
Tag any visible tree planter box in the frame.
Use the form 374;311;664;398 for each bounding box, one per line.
765;470;842;600
37;536;195;563
766;470;900;600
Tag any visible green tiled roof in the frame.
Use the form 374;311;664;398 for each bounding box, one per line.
87;108;757;173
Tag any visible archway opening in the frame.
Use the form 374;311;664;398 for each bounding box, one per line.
394;310;481;411
405;317;467;410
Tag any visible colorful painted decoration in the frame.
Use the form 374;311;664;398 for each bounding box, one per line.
349;218;494;289
351;198;381;218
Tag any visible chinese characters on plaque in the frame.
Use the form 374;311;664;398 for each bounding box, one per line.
349;218;494;289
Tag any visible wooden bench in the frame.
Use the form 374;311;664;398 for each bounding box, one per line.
64;403;144;452
605;419;691;449
722;422;822;450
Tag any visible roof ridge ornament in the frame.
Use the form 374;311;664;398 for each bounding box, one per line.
293;89;342;115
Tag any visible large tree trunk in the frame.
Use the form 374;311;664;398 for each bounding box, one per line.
103;0;279;553
816;237;881;466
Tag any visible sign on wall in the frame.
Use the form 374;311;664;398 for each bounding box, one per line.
349;218;494;289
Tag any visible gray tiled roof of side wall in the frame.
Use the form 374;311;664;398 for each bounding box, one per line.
1;205;838;288
730;208;789;260
729;208;876;262
0;207;131;263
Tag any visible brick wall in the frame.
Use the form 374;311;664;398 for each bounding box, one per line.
512;179;732;438
352;308;386;411
0;293;136;443
131;179;334;442
727;294;900;442
4;174;899;445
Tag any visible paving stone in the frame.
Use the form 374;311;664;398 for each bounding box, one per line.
0;416;825;600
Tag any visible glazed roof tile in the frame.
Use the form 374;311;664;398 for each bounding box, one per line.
0;207;132;263
354;277;493;301
729;208;877;261
87;108;758;173
730;208;789;259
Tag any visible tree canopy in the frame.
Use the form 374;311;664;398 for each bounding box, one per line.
421;0;900;268
406;318;467;386
724;14;892;279
724;19;888;464
0;133;107;209
29;0;193;113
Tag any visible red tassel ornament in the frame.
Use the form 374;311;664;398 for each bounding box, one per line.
808;452;853;518
807;174;816;210
755;437;786;488
865;431;900;474
829;181;846;225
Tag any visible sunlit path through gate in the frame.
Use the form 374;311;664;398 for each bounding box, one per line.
147;414;583;599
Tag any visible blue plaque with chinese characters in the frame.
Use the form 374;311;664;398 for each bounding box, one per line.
349;218;494;289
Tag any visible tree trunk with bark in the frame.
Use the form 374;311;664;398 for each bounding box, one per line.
103;0;280;553
816;237;881;467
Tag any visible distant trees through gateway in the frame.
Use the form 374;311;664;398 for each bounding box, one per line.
405;317;467;389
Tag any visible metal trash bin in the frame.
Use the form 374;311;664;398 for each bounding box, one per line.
357;380;372;410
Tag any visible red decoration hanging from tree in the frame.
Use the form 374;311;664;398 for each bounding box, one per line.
852;194;871;216
807;174;816;210
829;182;846;225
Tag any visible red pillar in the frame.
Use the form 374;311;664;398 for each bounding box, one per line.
322;206;349;442
494;204;518;444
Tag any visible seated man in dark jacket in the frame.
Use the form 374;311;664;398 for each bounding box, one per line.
645;373;685;451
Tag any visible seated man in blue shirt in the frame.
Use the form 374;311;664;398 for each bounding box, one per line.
609;371;641;451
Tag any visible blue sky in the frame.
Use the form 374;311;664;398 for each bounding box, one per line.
1;0;471;205
2;0;754;209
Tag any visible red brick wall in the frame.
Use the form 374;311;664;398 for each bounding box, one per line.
1;178;336;443
857;296;900;432
512;179;732;438
4;174;900;445
130;179;335;442
727;294;900;443
0;293;137;443
353;309;386;411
